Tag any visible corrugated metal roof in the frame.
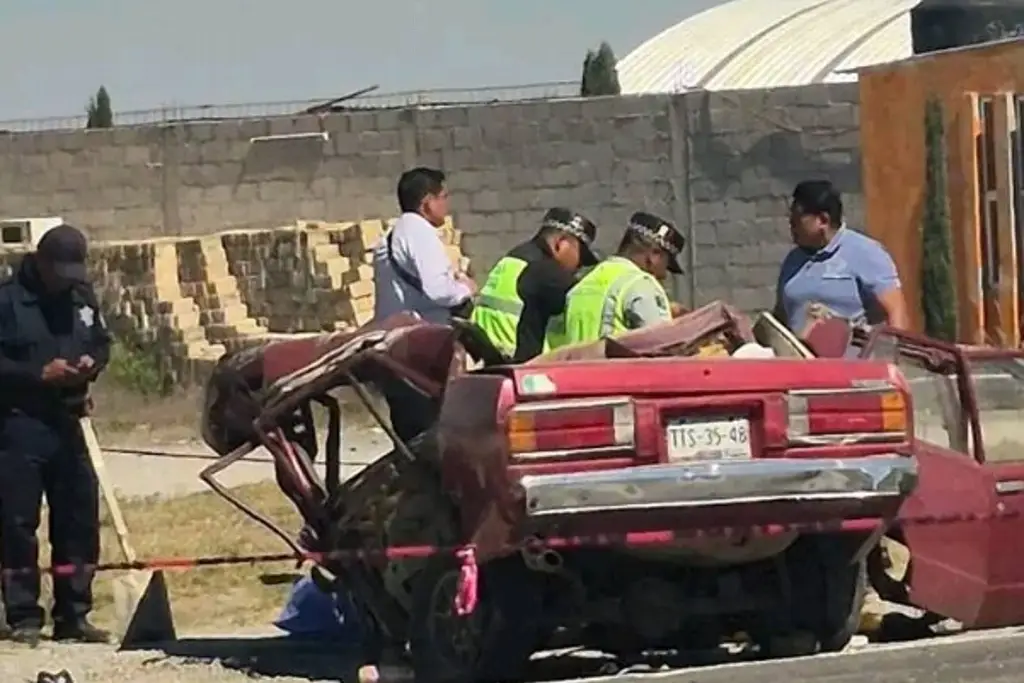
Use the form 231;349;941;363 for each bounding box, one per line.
827;13;913;80
617;0;918;93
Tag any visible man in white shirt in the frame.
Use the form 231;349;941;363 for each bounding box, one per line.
373;167;476;324
372;167;477;442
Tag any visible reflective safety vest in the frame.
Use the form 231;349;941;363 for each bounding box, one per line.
544;313;568;351
560;257;668;347
470;256;529;357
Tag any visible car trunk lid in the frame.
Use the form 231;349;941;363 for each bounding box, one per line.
503;357;912;467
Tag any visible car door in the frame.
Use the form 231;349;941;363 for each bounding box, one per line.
960;350;1024;627
861;331;994;626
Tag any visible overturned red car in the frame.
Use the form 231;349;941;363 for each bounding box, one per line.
199;303;918;681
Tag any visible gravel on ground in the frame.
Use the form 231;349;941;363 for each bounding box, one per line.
0;633;357;683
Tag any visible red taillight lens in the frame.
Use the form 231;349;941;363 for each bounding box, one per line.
506;396;635;459
786;387;909;445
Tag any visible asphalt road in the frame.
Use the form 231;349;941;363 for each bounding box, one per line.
599;629;1024;683
7;626;1024;682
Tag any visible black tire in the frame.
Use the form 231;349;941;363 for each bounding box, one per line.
408;554;544;683
755;538;867;658
815;558;866;652
790;538;868;653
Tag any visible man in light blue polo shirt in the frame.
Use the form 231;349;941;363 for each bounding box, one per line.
774;180;909;336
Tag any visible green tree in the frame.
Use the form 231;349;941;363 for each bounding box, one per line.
920;96;957;341
580;42;621;97
86;86;114;128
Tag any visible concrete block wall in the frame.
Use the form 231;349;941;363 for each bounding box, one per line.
682;84;862;311
0;83;862;310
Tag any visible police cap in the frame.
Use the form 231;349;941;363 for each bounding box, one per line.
626;211;685;274
541;208;600;266
37;223;88;283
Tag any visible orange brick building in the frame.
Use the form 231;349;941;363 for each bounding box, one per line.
858;37;1024;346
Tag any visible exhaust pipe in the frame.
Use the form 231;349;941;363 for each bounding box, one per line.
522;545;563;573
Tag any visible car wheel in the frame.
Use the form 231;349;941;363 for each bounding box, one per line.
817;558;867;652
790;538;868;653
408;554;544;683
755;538;867;658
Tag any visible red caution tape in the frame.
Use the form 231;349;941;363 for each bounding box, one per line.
4;507;1017;578
454;545;478;616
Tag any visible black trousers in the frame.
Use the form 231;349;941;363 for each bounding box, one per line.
0;412;99;628
380;378;438;444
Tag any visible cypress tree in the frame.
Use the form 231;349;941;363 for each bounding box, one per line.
580;42;622;97
86;86;114;129
920;97;957;341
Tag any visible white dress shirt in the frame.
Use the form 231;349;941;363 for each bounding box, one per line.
372;212;472;324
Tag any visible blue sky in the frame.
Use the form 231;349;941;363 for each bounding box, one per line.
0;0;722;122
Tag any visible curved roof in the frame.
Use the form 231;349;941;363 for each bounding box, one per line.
618;0;918;93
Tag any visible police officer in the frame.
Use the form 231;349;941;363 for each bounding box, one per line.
471;208;599;362
0;224;110;646
559;211;685;346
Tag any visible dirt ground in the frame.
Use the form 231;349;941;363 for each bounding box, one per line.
68;482;302;632
89;378;206;447
89;375;387;444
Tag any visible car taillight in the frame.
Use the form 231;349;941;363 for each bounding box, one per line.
506;396;635;460
786;386;909;446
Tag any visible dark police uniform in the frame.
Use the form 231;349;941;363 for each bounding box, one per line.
0;224;110;644
558;212;685;348
509;235;590;362
469;208;598;363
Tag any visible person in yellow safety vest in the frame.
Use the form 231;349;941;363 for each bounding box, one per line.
471;208;599;362
558;211;686;347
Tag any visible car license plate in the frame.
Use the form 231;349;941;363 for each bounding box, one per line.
666;416;752;461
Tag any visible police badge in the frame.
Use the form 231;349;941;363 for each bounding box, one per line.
78;307;95;328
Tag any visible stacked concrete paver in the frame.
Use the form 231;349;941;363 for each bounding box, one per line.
178;236;269;353
0;217;472;385
223;217;469;333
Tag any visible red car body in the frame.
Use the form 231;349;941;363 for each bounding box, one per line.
198;303;922;680
856;326;1024;630
439;351;915;558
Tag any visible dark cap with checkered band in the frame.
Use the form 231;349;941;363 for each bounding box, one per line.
626;211;685;273
541;207;599;266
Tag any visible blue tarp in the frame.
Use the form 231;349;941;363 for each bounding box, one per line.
275;575;363;641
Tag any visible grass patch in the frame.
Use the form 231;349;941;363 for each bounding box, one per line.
90;377;203;444
90;378;383;447
40;481;302;633
90;340;202;444
105;341;168;397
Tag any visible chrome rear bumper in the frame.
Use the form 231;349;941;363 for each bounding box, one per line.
519;454;917;518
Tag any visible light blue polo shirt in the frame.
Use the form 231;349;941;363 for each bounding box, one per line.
777;226;901;333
